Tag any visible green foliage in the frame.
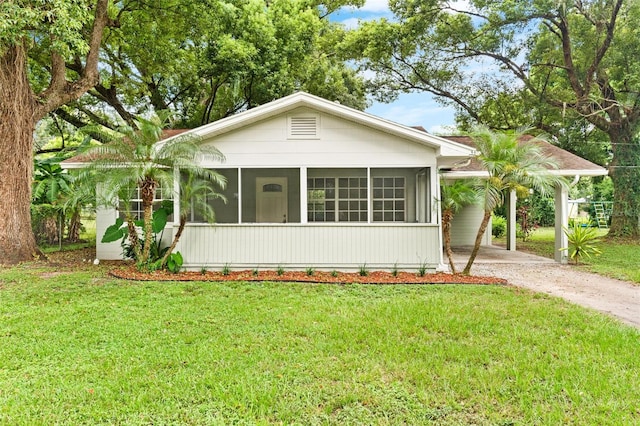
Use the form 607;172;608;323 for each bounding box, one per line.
561;225;603;265
221;264;231;276
55;0;365;131
276;265;285;276
305;267;315;276
416;261;428;277
330;270;339;278
165;252;183;274
491;215;507;238
525;194;555;227
358;263;368;277
391;263;399;277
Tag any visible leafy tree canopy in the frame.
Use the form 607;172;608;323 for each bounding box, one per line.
345;0;640;237
54;0;366;134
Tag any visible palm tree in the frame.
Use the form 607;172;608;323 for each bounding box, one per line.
84;113;226;268
440;178;480;274
159;172;226;268
462;127;564;275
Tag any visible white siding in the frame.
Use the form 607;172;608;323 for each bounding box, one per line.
199;108;438;169
175;224;442;272
449;204;492;247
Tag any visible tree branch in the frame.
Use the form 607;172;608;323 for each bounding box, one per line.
34;0;111;120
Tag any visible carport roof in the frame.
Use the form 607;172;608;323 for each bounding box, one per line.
440;135;608;178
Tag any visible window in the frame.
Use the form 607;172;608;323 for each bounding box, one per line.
372;177;405;222
307;177;367;222
307;178;335;222
118;185;172;220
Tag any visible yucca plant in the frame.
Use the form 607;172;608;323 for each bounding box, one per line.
560;225;602;264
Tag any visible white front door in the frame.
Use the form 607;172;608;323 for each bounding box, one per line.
256;177;288;223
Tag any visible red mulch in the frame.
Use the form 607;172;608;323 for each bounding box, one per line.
109;267;507;285
37;248;506;285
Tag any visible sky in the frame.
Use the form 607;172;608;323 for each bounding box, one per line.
331;0;466;134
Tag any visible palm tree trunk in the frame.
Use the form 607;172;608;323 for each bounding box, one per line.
125;214;142;260
140;179;156;264
462;210;492;275
442;209;457;274
67;209;82;243
161;214;187;268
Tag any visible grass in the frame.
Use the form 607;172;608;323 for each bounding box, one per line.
497;227;640;284
0;265;638;424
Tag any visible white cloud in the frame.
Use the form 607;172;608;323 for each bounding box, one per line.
340;17;361;30
358;0;390;12
447;0;472;13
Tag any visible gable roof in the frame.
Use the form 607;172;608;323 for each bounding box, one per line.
440;135;608;178
162;91;477;159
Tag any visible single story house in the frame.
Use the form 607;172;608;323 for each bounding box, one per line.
63;92;607;270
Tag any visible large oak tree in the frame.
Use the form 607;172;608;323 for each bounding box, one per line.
0;0;112;263
347;0;640;237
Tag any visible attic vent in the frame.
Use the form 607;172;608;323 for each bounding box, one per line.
289;115;319;139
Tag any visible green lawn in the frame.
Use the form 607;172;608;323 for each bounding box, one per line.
1;265;638;424
497;227;640;284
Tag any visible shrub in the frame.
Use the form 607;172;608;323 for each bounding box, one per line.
492;215;507;238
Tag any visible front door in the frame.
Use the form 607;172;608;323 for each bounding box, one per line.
256;177;288;223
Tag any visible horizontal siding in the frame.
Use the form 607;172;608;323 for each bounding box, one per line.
450;205;492;246
201;109;438;168
176;224;442;272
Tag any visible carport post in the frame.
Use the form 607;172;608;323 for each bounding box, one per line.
554;183;569;263
506;189;517;251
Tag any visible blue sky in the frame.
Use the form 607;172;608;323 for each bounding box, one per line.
332;1;461;134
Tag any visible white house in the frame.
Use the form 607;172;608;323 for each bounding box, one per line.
63;91;607;270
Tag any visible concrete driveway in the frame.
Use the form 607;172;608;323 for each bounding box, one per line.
448;246;640;329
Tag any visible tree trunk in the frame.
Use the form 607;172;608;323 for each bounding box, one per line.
140;178;157;264
0;45;41;264
607;128;640;238
462;210;492;275
161;214;187;268
442;209;457;274
67;209;82;243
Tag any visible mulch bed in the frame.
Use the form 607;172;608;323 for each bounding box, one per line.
39;248;506;285
109;267;507;285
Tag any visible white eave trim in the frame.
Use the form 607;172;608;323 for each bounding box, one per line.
442;168;608;179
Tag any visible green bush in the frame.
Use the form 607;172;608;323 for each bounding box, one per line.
492;215;507;238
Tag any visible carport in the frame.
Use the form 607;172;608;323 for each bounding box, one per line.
441;135;608;264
